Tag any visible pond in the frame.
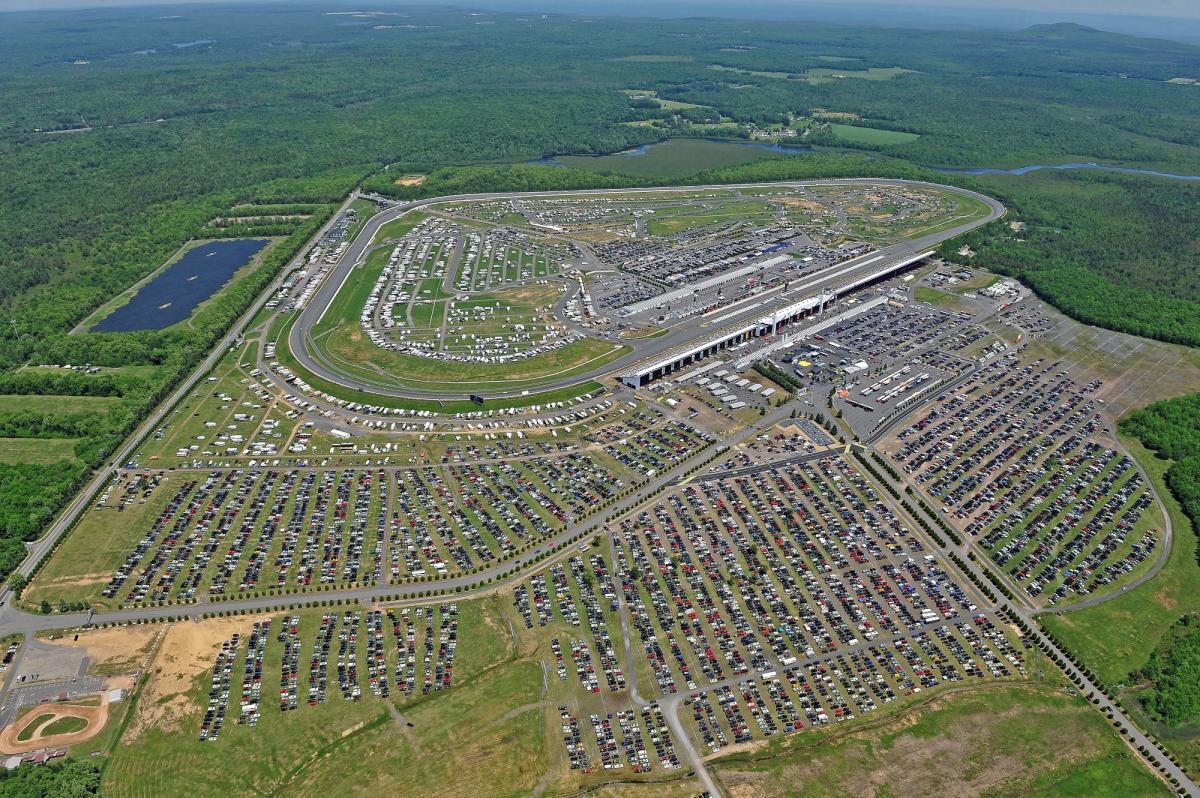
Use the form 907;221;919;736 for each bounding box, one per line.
92;239;268;333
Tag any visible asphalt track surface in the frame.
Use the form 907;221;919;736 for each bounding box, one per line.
288;180;1004;400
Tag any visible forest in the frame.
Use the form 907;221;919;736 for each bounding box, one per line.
0;760;100;798
1136;615;1200;726
1;3;1200;590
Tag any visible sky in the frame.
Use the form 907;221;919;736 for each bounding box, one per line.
1;0;1198;23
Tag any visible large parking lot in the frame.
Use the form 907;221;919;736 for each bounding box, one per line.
885;350;1162;605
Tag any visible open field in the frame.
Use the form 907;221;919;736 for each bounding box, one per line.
645;199;775;236
557;139;779;178
710;683;1168;798
828;124;921;146
709;64;916;84
99;596;537;798
278;320;607;413
0;395;121;415
0;438;80;465
371;212;428;247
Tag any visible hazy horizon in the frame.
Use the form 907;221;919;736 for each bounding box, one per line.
1;0;1197;19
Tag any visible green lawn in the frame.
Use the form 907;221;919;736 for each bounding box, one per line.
41;715;90;736
102;595;537;798
0;437;79;465
557;138;780;179
829;123;920;146
914;286;970;309
280;313;606;412
645;199;775;236
0;394;120;414
15;713;57;743
370;211;427;247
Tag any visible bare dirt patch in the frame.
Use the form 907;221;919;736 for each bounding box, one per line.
123;615;267;741
777;198;825;212
48;625;157;675
394;174;427;186
36;572;111;588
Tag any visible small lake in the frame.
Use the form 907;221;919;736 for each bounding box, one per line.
936;162;1200;181
93;239;267;333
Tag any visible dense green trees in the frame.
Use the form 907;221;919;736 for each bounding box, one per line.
1136;615;1200;725
1122;394;1200;550
940;171;1200;346
0;760;100;798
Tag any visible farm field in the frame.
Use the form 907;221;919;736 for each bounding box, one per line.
0;438;80;465
828;124;921;146
556;139;783;178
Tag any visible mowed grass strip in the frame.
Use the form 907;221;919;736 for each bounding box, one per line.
15;713;57;743
321;322;628;391
0;394;121;414
828;123;920;146
280;311;606;412
0;437;80;465
371;211;427;247
41;715;90;736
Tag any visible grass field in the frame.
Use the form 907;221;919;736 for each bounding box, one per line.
316;315;628;392
23;476;183;609
279;317;606;413
42;715;90;736
557;138;779;179
914;286;975;310
371;211;427;247
805;66;917;83
0;394;121;414
710;683;1168;798
100;595;535;798
828;123;920;146
709;64;915;84
898;190;995;240
0;437;79;465
15;713;57;743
